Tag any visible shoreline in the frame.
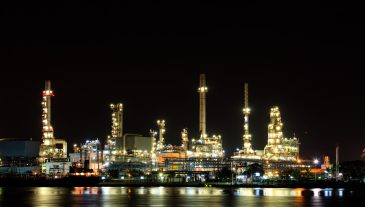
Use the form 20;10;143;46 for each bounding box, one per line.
1;176;365;189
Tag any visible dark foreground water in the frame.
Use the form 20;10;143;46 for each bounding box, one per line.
1;187;365;207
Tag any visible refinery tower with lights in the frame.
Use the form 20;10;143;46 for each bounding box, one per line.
232;83;260;159
190;74;224;158
39;81;68;162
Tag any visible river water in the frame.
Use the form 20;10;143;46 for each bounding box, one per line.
1;187;365;206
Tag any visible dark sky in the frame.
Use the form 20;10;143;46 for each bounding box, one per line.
1;2;364;161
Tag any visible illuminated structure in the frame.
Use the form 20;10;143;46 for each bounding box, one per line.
263;106;284;159
321;155;333;170
95;74;302;178
190;74;224;158
282;135;300;160
81;139;102;173
190;134;224;158
39;80;67;161
198;74;207;138
40;80;55;155
181;128;189;151
69;140;101;175
156;120;166;150
263;106;299;161
104;103;123;162
242;83;254;154
157;144;187;169
107;103;123;151
150;129;157;154
153;121;187;170
233;83;259;159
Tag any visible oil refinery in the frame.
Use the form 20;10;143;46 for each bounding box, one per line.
0;74;332;183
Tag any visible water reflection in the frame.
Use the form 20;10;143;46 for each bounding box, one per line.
73;187;100;195
254;188;263;196
0;187;361;207
40;186;357;198
30;187;74;207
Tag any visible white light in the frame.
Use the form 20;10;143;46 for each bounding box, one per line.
101;176;106;180
255;172;260;177
140;176;144;180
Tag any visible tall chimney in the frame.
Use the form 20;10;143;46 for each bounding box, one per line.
198;74;207;138
336;145;339;181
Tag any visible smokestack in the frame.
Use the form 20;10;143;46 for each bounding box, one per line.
40;80;55;158
198;74;207;138
336;145;339;181
44;80;52;123
244;83;248;109
45;80;51;91
242;83;253;154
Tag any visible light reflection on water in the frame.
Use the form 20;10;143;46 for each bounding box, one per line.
0;187;364;207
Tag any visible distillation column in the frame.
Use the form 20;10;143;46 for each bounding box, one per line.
264;106;284;159
198;74;208;140
181;128;189;151
336;145;339;181
242;83;254;154
109;103;123;151
150;129;157;154
39;80;55;158
156;120;166;150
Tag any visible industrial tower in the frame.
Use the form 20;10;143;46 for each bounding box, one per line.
181;128;189;151
190;74;224;158
39;81;67;161
150;129;157;154
198;74;208;139
336;145;339;181
107;103;123;151
264;106;284;159
242;83;254;154
156;120;166;150
39;80;55;158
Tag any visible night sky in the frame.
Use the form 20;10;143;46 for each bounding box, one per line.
1;2;364;161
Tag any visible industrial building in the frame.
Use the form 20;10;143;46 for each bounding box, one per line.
69;139;102;175
0;138;39;158
0;138;40;174
263;106;299;161
123;134;153;156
